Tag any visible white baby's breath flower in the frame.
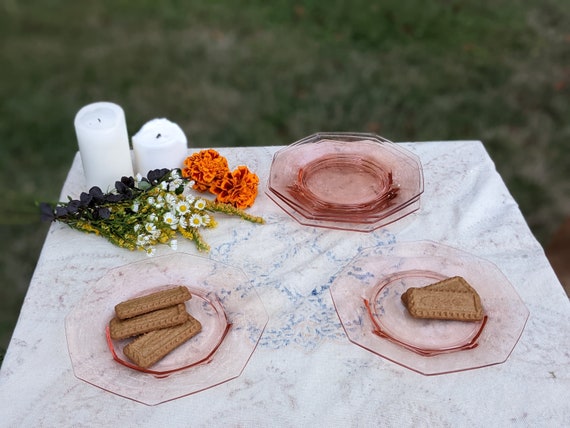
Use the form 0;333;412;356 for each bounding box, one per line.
161;181;169;190
169;179;183;192
182;183;195;197
170;170;181;179
185;195;195;205
178;216;188;229
145;222;156;233
148;213;158;222
189;213;204;228
134;223;141;232
165;193;177;206
147;196;156;206
136;234;149;246
194;198;206;210
132;202;140;213
146;247;156;257
155;195;165;207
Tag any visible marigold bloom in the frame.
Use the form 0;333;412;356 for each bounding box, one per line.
182;149;229;192
210;165;259;209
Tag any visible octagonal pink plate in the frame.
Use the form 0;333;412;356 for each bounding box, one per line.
105;284;231;376
266;132;424;231
330;241;529;375
65;253;268;405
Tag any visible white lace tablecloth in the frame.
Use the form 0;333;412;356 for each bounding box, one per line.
1;141;569;427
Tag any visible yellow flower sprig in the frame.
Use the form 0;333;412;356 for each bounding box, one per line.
40;168;264;255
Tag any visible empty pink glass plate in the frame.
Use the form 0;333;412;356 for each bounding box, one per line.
329;241;529;375
266;132;424;231
267;191;420;232
292;153;399;213
65;253;268;405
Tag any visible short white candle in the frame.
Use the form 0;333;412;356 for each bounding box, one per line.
132;118;188;176
74;102;134;191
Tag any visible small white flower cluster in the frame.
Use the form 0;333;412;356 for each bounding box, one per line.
131;170;211;256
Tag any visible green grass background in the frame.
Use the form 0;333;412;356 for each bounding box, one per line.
1;0;569;360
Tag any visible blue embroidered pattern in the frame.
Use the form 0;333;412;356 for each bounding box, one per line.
251;229;397;350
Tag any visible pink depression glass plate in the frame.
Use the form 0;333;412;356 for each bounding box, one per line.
293;153;399;212
329;241;529;375
106;285;230;376
267;190;420;232
65;253;268;405
365;270;487;356
266;132;423;231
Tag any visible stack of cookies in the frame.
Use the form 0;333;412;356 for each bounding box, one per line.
401;276;484;321
109;286;202;369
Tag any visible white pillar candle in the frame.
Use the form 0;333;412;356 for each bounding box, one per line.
74;102;134;191
132;118;188;176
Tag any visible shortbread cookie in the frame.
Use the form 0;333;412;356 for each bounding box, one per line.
401;276;471;306
417;275;472;293
123;315;202;368
115;286;191;320
401;276;484;321
109;303;189;340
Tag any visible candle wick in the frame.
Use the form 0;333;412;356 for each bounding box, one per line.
156;133;161;138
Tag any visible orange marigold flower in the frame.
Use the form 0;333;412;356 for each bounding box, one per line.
182;149;229;192
210;165;259;209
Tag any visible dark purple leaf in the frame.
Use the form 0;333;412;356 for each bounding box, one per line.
39;203;55;222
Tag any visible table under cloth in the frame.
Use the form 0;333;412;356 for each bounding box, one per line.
1;141;569;427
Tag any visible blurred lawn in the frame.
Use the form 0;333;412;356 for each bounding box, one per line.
1;0;569;359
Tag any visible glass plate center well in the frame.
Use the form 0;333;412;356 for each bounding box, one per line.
367;270;485;352
298;154;392;206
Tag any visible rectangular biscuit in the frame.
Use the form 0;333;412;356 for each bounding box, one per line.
109;303;189;340
401;276;472;306
403;289;484;320
421;276;472;293
401;276;484;321
115;286;191;320
123;315;202;368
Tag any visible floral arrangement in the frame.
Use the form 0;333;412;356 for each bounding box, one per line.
40;151;263;255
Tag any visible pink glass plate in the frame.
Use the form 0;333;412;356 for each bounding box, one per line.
106;285;230;376
268;133;422;214
266;133;424;231
329;241;529;375
65;253;268;405
267;190;420;232
292;153;399;212
267;134;422;224
364;270;487;356
271;165;405;221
